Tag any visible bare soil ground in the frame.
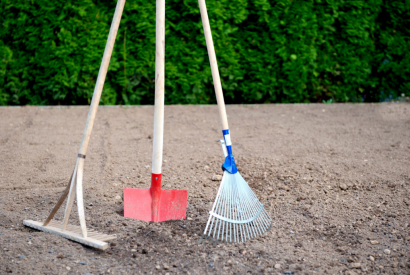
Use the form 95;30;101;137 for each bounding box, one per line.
0;103;410;275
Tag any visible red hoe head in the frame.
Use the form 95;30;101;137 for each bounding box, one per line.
124;173;188;222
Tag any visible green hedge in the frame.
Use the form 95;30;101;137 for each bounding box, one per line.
1;0;409;105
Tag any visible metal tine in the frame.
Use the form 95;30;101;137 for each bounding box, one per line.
244;175;269;235
206;216;217;244
236;179;246;243
202;234;211;245
259;206;272;232
240;180;258;238
259;210;271;233
212;236;221;246
222;178;230;242
238;181;253;240
213;182;226;242
232;175;244;242
256;214;267;235
261;210;272;232
198;234;206;245
227;181;232;242
263;220;271;234
265;213;273;232
256;207;270;232
220;182;227;242
217;238;223;246
214;185;222;241
244;183;258;238
242;175;268;235
216;180;228;241
233;183;238;243
212;215;219;241
256;211;268;234
231;176;237;243
204;171;227;234
238;184;252;240
234;175;245;242
239;213;247;241
244;183;263;237
265;210;274;229
257;210;270;236
256;209;269;235
224;179;229;243
242;174;267;238
231;181;239;243
203;208;219;242
211;180;226;241
228;179;233;243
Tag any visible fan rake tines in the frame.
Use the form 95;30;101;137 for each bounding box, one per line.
199;171;272;245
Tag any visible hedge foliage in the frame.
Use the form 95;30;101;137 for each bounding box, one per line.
1;0;409;105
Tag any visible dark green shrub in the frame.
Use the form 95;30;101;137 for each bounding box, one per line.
1;0;409;105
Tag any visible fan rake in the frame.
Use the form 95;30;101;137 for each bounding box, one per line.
199;141;272;245
197;0;272;244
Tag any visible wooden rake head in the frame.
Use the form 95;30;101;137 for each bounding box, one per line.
24;154;116;250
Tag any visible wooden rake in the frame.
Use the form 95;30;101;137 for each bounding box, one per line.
23;0;126;250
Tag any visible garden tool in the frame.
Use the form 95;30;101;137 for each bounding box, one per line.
197;0;272;244
23;0;126;249
123;0;188;222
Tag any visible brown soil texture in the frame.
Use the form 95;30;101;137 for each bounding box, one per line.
1;104;410;275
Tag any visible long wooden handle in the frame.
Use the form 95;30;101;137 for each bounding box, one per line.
78;0;126;155
198;0;229;130
151;0;166;174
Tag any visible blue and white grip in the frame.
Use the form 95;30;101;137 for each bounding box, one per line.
222;129;238;174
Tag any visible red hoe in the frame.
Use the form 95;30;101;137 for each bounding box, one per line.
123;0;187;222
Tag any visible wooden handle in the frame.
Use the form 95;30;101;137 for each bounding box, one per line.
198;0;229;130
151;0;166;174
78;0;126;155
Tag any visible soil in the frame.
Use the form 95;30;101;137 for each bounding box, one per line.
0;103;410;275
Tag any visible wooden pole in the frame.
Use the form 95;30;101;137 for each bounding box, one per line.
198;0;229;131
78;0;126;156
151;0;166;174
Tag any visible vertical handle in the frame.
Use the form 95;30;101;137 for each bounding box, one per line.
151;0;166;174
78;0;126;156
198;0;229;131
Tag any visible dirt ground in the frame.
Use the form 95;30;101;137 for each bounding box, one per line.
0;103;409;275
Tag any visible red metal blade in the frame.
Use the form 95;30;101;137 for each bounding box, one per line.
157;189;188;222
123;188;188;222
124;188;152;221
123;173;188;222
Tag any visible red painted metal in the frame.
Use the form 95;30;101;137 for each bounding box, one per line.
124;173;188;222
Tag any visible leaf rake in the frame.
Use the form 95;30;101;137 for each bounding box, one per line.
197;0;272;244
200;141;272;245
